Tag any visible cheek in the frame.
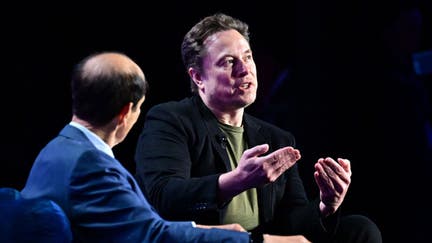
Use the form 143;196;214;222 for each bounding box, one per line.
215;72;233;85
204;74;228;89
249;64;257;76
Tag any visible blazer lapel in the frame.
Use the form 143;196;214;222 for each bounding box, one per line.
193;96;231;171
243;115;275;224
243;114;269;149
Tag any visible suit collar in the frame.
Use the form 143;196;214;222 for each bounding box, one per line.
59;125;98;151
60;124;90;142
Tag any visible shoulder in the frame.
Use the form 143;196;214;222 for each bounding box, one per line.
75;150;119;171
246;114;293;135
244;114;296;144
148;97;194;114
145;97;201;123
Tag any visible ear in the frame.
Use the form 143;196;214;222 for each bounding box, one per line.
188;67;204;88
117;102;133;125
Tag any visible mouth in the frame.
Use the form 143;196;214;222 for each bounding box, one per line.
239;82;251;89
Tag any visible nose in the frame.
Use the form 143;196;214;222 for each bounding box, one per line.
234;60;248;77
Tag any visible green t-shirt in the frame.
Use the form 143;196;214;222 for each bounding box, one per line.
218;122;259;231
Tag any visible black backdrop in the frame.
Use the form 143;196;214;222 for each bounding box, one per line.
2;1;431;242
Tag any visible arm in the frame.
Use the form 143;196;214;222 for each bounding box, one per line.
243;120;340;240
135;104;302;218
218;144;301;201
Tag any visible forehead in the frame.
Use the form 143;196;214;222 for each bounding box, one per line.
203;29;250;58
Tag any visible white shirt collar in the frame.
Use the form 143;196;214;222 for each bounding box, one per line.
69;121;115;158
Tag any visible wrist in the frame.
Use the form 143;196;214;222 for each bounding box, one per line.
218;170;244;200
319;201;334;217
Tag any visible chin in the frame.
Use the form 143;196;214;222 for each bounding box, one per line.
246;94;257;103
242;98;256;108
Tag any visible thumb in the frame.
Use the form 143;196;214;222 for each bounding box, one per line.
243;144;269;158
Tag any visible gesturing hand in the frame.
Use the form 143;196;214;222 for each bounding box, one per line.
219;144;301;201
238;144;301;187
314;157;351;216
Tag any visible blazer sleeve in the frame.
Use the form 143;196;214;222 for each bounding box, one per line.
69;150;249;243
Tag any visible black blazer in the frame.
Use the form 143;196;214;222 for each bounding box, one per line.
135;95;337;241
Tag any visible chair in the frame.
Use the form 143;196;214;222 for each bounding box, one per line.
0;187;20;200
0;187;73;243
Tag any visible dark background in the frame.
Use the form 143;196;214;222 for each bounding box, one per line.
2;1;432;242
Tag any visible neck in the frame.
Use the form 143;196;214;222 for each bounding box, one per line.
210;108;244;127
198;94;244;127
71;115;116;147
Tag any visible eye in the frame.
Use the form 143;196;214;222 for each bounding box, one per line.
225;57;235;66
219;57;235;68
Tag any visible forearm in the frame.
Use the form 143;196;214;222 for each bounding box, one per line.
218;169;249;202
148;175;223;218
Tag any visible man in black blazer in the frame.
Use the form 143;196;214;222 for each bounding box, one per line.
135;13;382;243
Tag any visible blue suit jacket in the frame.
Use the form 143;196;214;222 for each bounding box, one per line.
21;125;249;242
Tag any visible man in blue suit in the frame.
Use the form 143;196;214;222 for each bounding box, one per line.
20;52;250;242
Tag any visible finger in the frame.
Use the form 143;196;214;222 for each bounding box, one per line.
321;158;351;192
264;146;300;166
322;158;350;183
261;147;300;181
321;166;344;194
314;170;332;196
314;162;334;193
243;144;269;158
289;147;301;161
338;158;352;175
230;223;246;232
295;149;301;160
